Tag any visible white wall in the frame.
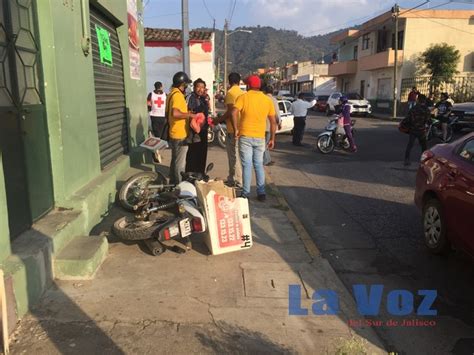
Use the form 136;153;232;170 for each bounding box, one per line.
145;40;215;112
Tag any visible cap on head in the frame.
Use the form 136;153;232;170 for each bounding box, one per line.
172;71;192;87
246;75;261;89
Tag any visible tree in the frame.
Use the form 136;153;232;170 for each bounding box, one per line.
420;43;461;93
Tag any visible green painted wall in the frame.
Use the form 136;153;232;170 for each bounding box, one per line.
37;0;147;204
0;152;11;263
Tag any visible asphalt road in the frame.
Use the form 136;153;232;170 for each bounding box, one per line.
269;111;474;355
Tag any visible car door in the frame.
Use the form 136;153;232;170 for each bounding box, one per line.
277;101;288;133
282;100;294;131
446;139;474;255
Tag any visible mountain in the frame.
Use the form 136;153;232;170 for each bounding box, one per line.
201;26;341;76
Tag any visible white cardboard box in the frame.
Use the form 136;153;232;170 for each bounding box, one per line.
196;180;252;255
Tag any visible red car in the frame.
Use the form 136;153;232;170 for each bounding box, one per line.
415;133;474;256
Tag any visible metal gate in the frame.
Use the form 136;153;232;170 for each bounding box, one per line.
90;7;128;169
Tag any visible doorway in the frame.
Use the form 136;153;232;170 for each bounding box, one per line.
0;0;54;238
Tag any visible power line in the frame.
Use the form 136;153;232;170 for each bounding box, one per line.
301;7;392;36
202;0;216;22
229;0;238;25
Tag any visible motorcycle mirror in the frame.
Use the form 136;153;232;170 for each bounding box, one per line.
205;163;214;174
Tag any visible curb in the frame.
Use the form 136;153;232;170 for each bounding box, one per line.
265;171;321;258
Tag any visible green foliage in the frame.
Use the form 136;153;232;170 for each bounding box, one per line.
420;43;461;87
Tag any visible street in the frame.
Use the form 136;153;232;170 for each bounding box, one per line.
268;111;474;354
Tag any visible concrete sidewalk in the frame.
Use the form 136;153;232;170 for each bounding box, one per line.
8;147;386;354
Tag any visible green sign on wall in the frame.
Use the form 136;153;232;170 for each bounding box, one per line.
95;25;113;66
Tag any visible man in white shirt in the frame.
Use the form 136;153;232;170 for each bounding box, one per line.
263;85;281;166
290;92;316;146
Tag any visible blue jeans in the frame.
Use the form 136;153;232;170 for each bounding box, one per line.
239;136;266;197
263;131;271;165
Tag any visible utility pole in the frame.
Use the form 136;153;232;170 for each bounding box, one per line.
181;0;190;74
223;20;228;92
392;3;400;119
216;57;220;89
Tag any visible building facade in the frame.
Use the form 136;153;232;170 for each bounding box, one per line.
329;9;474;112
144;28;215;112
281;61;334;95
0;0;148;331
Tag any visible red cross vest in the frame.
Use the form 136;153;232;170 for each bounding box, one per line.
150;92;167;117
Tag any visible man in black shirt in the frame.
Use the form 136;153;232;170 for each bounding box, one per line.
435;92;453;142
404;94;431;166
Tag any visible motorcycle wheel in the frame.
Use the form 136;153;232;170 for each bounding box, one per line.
217;129;227;148
317;135;335;154
113;217;157;240
207;128;215;143
119;171;167;211
342;137;351;150
113;212;174;240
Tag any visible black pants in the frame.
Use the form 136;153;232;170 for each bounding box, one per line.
150;116;166;138
292;116;306;145
405;131;427;161
185;128;208;174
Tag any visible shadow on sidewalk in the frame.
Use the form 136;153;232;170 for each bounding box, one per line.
8;231;124;354
195;322;292;354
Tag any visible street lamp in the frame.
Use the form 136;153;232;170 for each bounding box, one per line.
224;21;252;90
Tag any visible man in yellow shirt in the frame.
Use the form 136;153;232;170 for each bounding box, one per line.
215;72;244;187
167;71;196;184
232;75;276;201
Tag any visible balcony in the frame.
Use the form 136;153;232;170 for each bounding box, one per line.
328;60;357;76
359;50;404;71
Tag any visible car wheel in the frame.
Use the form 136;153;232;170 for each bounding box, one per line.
422;198;450;254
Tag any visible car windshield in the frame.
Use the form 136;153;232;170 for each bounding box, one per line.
345;93;363;100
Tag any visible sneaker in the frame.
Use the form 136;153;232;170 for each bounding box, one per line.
257;194;266;202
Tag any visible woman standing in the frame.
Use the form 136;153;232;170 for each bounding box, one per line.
185;78;209;174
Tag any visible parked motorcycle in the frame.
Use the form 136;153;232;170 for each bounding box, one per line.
426;115;458;142
316;116;356;154
207;122;227;148
113;164;213;255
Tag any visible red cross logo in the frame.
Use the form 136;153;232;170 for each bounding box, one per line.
154;97;164;108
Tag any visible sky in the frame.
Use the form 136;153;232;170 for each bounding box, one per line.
142;0;474;37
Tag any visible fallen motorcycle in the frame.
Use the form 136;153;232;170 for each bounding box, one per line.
113;164;213;255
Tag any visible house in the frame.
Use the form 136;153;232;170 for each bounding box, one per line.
281;61;334;95
328;9;474;112
144;28;215;111
0;0;148;332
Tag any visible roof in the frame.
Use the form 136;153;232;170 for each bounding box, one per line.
331;9;474;43
144;28;213;42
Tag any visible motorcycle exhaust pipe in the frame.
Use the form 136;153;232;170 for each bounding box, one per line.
143;238;165;256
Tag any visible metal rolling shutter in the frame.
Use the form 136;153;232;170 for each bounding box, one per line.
90;7;128;169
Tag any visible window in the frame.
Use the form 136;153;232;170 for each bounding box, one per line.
278;102;285;114
362;34;370;50
331;93;341;99
284;101;292;112
391;30;404;50
353;45;358;60
360;80;365;98
458;139;474;162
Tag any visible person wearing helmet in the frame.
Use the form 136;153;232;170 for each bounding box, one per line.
167;71;197;184
339;95;357;152
434;92;453;142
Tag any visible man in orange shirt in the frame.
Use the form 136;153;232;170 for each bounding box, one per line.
232;75;276;201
